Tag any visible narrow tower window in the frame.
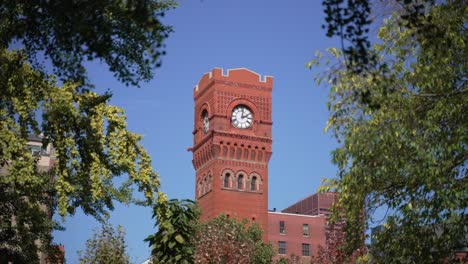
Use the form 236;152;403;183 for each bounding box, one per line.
251;176;257;191
198;181;202;197
224;173;230;188
237;174;244;189
208;175;212;191
203;177;207;194
202;110;209;134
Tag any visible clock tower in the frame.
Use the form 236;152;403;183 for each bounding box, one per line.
190;68;273;232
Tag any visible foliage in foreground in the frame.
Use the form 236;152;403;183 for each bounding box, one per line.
0;50;166;263
192;214;275;264
78;222;131;264
312;0;467;263
0;0;175;86
146;199;200;264
313;224;367;264
146;201;275;264
0;1;175;262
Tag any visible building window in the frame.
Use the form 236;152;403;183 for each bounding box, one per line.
224;173;230;188
278;241;287;255
251;176;257;191
198;181;202;197
203;177;207;193
302;243;310;256
29;145;43;156
237;174;243;189
279;221;285;234
303;224;309;236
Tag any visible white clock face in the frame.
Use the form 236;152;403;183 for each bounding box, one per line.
231;105;253;129
203;111;209;133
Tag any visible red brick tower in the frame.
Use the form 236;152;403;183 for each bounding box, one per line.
190;68;273;232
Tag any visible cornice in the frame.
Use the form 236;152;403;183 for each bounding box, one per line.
190;130;272;153
213;131;272;144
194;79;271;100
213;80;271;92
189;131;213;152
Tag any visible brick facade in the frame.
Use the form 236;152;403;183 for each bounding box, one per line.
191;68;334;259
268;212;326;261
191;68;273;232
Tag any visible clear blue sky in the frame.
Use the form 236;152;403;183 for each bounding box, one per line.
53;1;341;263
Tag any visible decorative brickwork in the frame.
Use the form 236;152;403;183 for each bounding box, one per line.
191;68;273;234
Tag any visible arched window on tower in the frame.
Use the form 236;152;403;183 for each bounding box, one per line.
251;176;257;191
203;177;207;194
238;174;244;189
208;174;212;191
198;180;202;197
224;173;230;188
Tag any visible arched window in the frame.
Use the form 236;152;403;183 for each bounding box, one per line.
208;174;212;191
198;180;202;197
224;173;230;188
238;174;244;189
251;176;257;191
203;177;207;194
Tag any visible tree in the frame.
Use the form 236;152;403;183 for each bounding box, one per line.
1;1;176;262
313;0;467;262
274;254;302;264
0;0;175;86
146;202;275;264
321;0;436;74
191;215;275;264
0;48;164;263
78;221;131;264
0;166;58;263
146;199;200;264
313;224;367;264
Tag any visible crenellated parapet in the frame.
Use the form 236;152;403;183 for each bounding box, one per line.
194;68;273;99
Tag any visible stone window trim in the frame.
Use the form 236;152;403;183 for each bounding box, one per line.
235;171;247;190
237;174;244;189
207;174;212;192
198;103;211;136
198;170;213;198
220;170;264;194
203;176;207;194
197;180;202;198
248;173;261;191
221;169;234;188
198;103;211;120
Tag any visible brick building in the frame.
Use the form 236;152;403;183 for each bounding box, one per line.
268;211;326;260
269;192;338;260
190;68;336;260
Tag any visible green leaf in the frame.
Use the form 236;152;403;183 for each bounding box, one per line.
175;234;185;244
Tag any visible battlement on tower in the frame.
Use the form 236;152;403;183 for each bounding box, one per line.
194;68;273;96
